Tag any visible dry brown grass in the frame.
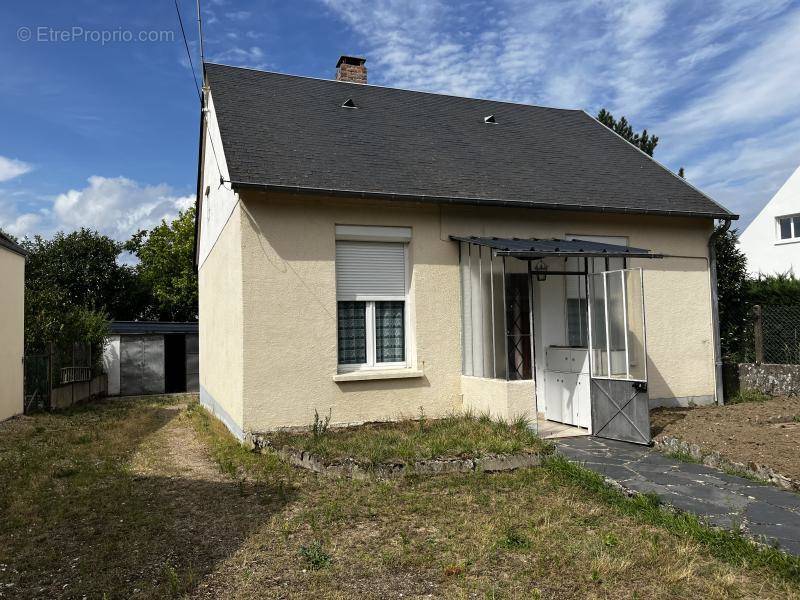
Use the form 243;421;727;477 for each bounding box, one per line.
1;397;798;599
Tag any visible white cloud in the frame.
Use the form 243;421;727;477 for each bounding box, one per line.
0;156;32;182
225;10;252;21
208;45;268;69
0;176;194;241
321;0;799;227
661;9;800;142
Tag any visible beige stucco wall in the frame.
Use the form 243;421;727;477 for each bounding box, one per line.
234;192;716;433
198;202;246;437
0;247;24;422
461;376;535;421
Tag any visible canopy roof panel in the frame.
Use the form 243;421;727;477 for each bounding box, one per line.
451;236;663;258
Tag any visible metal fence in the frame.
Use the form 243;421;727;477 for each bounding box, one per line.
23;341;100;413
748;304;800;365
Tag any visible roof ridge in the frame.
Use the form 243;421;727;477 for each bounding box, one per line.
203;61;582;114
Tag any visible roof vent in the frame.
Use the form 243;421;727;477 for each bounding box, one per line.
484;114;497;124
341;98;357;109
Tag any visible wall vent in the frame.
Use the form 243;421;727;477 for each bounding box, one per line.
341;98;357;109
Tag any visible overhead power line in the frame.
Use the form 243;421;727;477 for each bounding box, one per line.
174;0;226;186
174;0;201;100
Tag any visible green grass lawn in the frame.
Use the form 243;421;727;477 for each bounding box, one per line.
265;411;550;464
1;397;799;599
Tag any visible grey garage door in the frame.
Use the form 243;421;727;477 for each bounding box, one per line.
120;335;165;396
185;333;199;392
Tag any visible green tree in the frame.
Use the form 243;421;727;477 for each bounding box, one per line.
712;226;748;359
0;228;19;243
596;108;659;156
20;229;137;353
126;206;198;321
746;272;800;305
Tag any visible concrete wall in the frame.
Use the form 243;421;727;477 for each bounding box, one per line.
461;376;535;421
51;374;107;410
234;192;717;433
739;165;800;276
198;202;245;438
0;247;24;422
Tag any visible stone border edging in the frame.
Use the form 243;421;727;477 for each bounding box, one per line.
270;446;542;479
654;435;800;492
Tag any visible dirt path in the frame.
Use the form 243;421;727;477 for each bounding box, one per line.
126;404;295;598
131;403;225;482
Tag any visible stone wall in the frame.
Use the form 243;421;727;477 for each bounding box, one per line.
731;363;800;398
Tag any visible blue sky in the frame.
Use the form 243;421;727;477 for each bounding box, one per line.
2;0;799;241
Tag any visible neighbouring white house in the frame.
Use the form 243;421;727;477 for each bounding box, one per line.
0;231;25;422
194;56;737;447
740;165;800;275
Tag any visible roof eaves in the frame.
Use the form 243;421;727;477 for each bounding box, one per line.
0;232;27;257
229;180;737;220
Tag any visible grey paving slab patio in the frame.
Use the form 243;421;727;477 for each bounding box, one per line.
557;436;800;556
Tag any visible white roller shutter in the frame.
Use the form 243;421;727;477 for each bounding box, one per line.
336;241;406;300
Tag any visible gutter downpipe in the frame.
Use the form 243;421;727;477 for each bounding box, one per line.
709;218;732;405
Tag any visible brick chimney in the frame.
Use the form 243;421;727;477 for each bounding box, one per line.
336;55;367;84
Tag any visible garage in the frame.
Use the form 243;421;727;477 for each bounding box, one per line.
103;321;199;396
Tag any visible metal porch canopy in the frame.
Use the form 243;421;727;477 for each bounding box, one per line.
449;236;663;259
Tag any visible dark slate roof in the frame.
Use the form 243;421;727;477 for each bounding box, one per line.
0;231;26;257
204;62;735;220
110;321;198;335
450;236;662;258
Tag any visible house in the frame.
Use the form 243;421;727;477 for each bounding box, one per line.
103;321;199;396
0;231;25;422
194;56;736;445
739;165;800;275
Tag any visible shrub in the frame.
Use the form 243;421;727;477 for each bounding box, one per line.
299;540;331;570
728;388;771;404
310;409;332;439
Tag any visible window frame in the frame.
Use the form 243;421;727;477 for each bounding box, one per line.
776;214;800;243
336;240;410;373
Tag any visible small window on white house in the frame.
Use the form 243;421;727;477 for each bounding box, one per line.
777;215;800;241
335;240;408;370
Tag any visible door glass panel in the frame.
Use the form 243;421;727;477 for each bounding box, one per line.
606;271;627;379
588;273;608;377
589;268;647;381
624;270;646;380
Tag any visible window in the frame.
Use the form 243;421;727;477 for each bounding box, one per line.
459;242;526;380
335;239;408;370
777;215;800;241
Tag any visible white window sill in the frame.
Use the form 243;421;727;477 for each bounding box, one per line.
333;368;424;382
775;238;800;246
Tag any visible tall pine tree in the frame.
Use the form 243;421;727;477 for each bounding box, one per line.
596;108;659;156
